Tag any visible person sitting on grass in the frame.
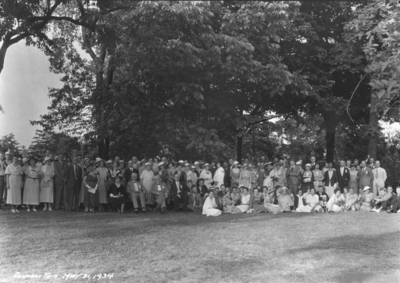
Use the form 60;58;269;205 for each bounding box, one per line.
152;175;168;213
249;187;266;213
327;188;345;213
386;186;400;213
222;187;242;214
236;186;251;213
197;178;209;200
371;186;393;213
317;185;329;213
305;187;321;212
83;163;99;213
359;186;374;211
108;174;126;214
263;186;282;214
231;186;241;205
295;189;312;213
188;185;202;212
126;172;146;213
344;188;359;212
202;190;222;217
277;187;294;212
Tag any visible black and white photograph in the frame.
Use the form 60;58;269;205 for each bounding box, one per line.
0;0;400;282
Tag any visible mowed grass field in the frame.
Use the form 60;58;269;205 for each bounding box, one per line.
0;208;399;283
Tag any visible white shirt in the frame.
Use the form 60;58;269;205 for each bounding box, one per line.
340;167;344;175
306;194;319;207
372;167;387;186
176;181;181;193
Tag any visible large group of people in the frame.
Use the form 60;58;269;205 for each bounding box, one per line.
0;149;399;217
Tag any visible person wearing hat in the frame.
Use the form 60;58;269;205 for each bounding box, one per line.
39;156;55;211
108;174;126;213
83;163;99;213
53;152;68;210
263;185;282;214
193;161;201;177
22;156;40;212
300;163;314;194
152;175;169;213
276;187;294;212
5;155;23;213
358;186;374;211
96;159;109;212
140;162;155;208
199;163;213;189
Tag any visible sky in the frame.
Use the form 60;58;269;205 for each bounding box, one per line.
0;41;63;147
0;39;399;149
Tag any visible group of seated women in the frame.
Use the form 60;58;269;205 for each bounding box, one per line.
201;181;400;217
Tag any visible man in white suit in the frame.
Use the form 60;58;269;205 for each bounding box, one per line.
372;160;387;197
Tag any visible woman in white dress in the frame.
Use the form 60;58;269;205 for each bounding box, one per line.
5;156;23;213
296;190;312;212
236;187;251;212
23;157;40;212
202;191;222;217
39;157;55;211
140;162;155;206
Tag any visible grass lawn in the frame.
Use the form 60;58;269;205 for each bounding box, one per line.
0;208;399;283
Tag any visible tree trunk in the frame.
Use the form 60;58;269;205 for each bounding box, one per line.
237;135;243;163
323;112;339;163
368;91;379;159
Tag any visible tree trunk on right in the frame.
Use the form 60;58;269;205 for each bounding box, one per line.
368;90;379;159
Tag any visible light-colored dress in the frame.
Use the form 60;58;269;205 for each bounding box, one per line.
325;170;335;197
296;195;312;212
264;194;282;214
359;192;374;211
231;168;240;185
39;164;54;203
222;194;242;214
348;170;359;194
313;169;323;186
96;167;109;204
140;169;155;204
237;194;251;212
79;167;88;204
23;165;40;205
5;164;22;205
202;196;222;217
239;170;251;188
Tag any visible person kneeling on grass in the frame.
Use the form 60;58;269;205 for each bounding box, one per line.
152;175;168;213
371;186;393;213
109;175;126;214
126;172;146;213
202;191;222;217
277;187;294;212
306;187;322;212
327;189;345;213
344;188;359;212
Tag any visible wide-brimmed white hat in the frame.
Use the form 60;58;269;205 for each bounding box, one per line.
178;160;184;164
233;161;239;165
145;162;151;166
95;157;103;163
305;163;311;167
363;186;371;191
204;163;210;167
4;150;12;155
106;160;112;164
296;161;301;165
184;163;190;167
44;156;53;163
194;161;200;165
158;162;164;167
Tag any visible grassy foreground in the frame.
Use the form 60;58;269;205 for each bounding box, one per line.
0;209;399;283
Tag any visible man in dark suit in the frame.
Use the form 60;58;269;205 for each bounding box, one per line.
337;160;350;192
170;172;189;212
67;156;82;212
54;152;67;210
124;160;139;183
